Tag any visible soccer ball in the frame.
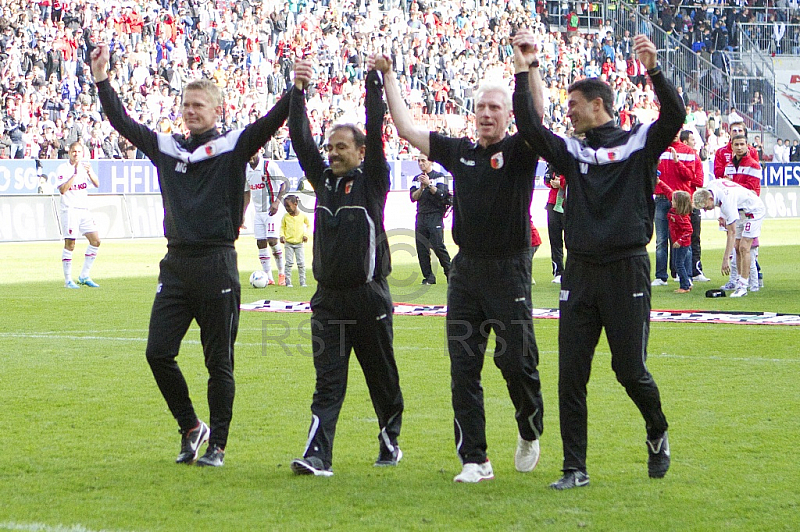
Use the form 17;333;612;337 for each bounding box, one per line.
249;270;268;288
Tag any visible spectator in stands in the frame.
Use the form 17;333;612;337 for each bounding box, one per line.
773;138;785;163
751;135;764;161
791;139;800;162
693;104;708;141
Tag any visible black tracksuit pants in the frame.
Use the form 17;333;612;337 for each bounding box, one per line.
558;254;668;473
303;278;404;469
546;204;565;277
415;212;451;283
690;208;703;276
446;250;544;464
145;248;240;448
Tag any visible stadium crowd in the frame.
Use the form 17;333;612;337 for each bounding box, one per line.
0;0;795;163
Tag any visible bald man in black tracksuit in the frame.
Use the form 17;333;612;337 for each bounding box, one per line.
288;61;403;477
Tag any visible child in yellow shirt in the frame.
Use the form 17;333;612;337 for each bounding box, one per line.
280;195;311;287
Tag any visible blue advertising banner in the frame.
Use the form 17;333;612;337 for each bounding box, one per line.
763;163;800;187
24;158;800;195
0;160;39;194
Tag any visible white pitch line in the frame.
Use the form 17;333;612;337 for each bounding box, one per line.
0;522;133;532
1;333;795;363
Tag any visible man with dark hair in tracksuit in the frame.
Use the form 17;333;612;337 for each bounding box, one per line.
514;35;683;489
410;153;451;285
288;58;404;477
372;33;545;483
91;43;289;467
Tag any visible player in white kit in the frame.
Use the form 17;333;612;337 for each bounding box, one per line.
693;179;765;298
55;142;101;289
244;152;287;285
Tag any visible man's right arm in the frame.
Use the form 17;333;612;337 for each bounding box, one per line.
374;55;431;155
512;72;571;175
288;85;326;191
92;44;158;158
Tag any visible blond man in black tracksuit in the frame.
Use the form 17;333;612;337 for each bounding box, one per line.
288;59;403;477
92;43;289;467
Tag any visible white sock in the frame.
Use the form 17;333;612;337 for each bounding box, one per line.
62;249;73;282
271;244;284;275
729;250;738;284
259;249;272;280
80;245;99;279
749;248;759;287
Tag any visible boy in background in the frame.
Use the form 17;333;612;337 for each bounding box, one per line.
280;195;310;287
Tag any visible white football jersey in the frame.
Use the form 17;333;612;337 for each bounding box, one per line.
55;162;96;209
707;178;765;225
245;157;286;212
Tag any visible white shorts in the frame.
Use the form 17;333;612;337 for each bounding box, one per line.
740;215;762;239
61;207;97;239
254;211;279;240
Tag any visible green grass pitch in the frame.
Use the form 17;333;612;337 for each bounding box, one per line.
1;219;798;531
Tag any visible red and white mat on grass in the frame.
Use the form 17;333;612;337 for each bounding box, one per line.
241;300;800;325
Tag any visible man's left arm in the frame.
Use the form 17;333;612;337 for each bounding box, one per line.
632;35;686;161
363;69;390;196
237;91;291;160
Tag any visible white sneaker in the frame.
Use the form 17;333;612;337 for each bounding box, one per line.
514;435;540;473
651;279;668;286
730;286;748;298
672;276;679;282
531;277;536;286
454;461;494;483
721;280;737;290
692;274;711;282
552;275;562;284
749;285;760;292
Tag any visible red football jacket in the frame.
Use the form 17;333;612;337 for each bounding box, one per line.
657;141;696;193
667;208;692;247
725;154;762;196
714;142;760;180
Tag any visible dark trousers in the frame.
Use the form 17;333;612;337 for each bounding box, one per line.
303;278;404;469
415;213;451;283
558;254;668;473
546;204;565;277
690;208;703;276
447;251;544;464
145;248;240;448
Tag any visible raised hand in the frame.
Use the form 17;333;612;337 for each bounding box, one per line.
512;29;540;73
633;35;658;71
293;58;314;90
370;53;393;74
90;43;110;81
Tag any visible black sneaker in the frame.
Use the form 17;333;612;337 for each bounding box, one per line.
290;456;333;477
550;469;590;490
374;444;403;467
197;444;225;467
647;431;671;478
176;420;210;464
